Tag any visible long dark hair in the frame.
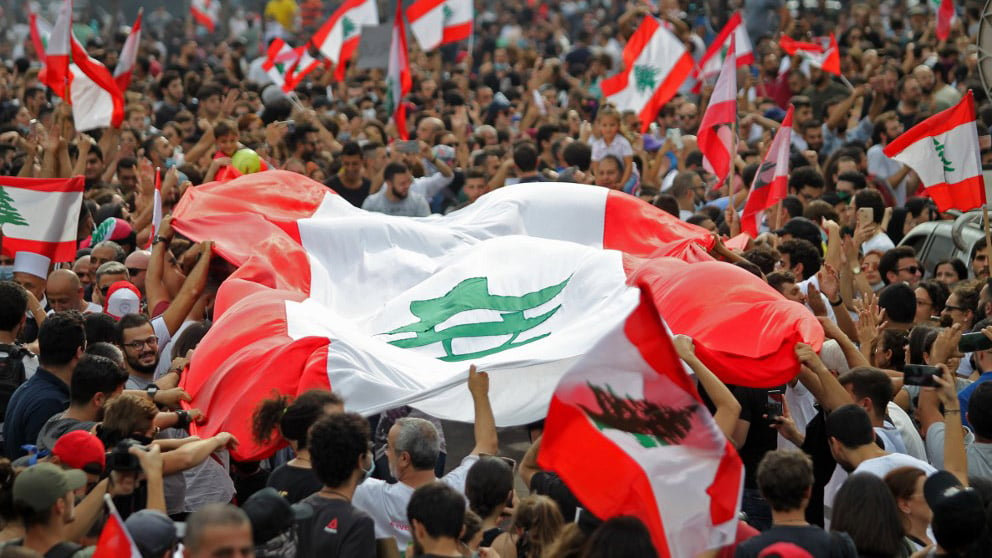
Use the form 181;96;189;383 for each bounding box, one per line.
251;389;343;450
832;473;907;557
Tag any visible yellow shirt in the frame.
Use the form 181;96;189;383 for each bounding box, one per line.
265;0;299;30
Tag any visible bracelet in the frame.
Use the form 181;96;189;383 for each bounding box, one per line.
175;409;191;430
829;297;843;306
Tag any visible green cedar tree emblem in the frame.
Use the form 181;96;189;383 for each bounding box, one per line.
342;16;356;38
633;64;660;94
933;137;954;173
0;186;27;228
580;383;698;448
442;4;454;21
385;275;570;362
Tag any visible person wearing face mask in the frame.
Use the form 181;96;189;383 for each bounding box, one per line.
298;412;377;558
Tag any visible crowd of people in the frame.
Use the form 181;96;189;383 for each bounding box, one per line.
0;0;991;556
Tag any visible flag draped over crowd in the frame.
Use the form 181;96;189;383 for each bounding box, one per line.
171;171;822;463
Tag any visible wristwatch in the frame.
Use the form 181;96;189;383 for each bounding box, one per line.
153;235;170;245
851;266;862;275
829;297;844;307
146;385;160;401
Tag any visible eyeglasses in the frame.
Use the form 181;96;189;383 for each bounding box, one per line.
123;336;158;350
945;305;966;312
898;266;922;275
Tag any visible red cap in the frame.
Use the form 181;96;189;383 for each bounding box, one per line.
52;430;106;474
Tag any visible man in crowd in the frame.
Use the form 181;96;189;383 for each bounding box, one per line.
362;162;431;217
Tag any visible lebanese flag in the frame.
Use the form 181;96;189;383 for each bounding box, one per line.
539;279;742;557
113;8;142;93
741;107;793;237
883;90;985;212
38;0;72;101
387;2;412;140
779;34;841;76
170;172;821;460
0;176;84;262
312;0;379;80
601;17;694;133
29;9;52;63
282;48;321;93
407;0;474;52
146;168;163;249
692;13;754;92
92;496;141;558
191;0;218;32
698;37;737;190
68;36;126;131
262;38;296;89
935;0;955;41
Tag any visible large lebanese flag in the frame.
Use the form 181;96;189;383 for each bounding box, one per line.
539;277;742;557
38;0;72;101
693;13;754;91
312;0;379;80
779;34;841;76
113;9;142;93
698;37;737;190
883;90;985;212
741;107;793;237
387;2;412;140
0;176;84;262
407;0;473;52
601;17;694;133
171;172;821;460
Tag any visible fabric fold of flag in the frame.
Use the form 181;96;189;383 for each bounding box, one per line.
171;172;820;460
741;106;793;237
698;36;737;189
779;34;840;75
387;3;412;140
68;36;126;131
601;16;694;133
113;9;143;92
0;176;85;262
883;90;985;212
191;0;218;32
39;0;72;101
538;267;744;557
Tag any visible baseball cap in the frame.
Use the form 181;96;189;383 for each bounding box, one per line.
126;509;179;557
13;463;86;513
52;430;106;474
924;471;986;550
773;217;823;248
104;281;142;319
83;217;134;249
242;487;313;545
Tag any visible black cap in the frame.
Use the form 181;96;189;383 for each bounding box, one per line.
924;471;986;550
241;487;313;545
774;217;822;248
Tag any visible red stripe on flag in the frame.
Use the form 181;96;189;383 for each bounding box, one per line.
1;175;84;193
313;0;368;55
334;36;362;80
441;22;473;44
637;52;694;133
406;0;446;22
709;440;745;524
924;176;987;212
602;16;662;94
884;91;976;156
698;99;737;188
603;191;715;255
0;238;78;263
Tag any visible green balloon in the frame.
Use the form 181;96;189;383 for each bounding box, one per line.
232;148;261;174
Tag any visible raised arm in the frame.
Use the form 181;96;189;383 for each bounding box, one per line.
795;343;854;412
673;335;741;441
160;240;213;336
468;365;498;456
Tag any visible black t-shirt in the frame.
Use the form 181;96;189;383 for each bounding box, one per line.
700;385;781;489
326;175;372;207
481;527;503;548
734;525;857;558
297;494;376;558
266;464;322;504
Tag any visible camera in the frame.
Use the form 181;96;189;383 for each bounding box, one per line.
106;439;146;472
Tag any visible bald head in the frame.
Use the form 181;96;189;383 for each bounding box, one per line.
124;250;150;294
47;269;84;313
73;255;92;287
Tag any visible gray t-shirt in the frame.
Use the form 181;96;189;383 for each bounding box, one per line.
361;190;431;217
925;422;992;480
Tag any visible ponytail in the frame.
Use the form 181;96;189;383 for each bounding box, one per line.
252;389;344;449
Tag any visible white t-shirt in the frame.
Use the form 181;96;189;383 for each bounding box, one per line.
861;231;895;255
589;135;633;163
854;452;936;478
867;144;908;206
779;381;817;450
352;454;479;547
887;402;928;462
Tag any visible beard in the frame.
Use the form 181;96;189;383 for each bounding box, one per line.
126;352;158;375
390;186;409;200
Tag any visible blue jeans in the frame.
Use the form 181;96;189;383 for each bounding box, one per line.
742;488;772;531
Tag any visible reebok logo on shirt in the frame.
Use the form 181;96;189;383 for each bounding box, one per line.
324;518;338;534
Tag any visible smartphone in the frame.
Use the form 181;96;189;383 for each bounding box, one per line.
396;140;420;154
959;332;992;353
666;127;684;150
766;390;784;421
857;207;874;228
279;119;296;133
903;364;941;387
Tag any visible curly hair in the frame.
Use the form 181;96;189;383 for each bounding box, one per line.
309;412;370;488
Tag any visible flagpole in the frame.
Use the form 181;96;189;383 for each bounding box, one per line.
839;74;855;91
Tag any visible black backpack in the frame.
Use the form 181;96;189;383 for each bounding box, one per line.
0;343;29;419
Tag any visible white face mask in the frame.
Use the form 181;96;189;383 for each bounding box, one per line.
362;108;376;121
359;451;375;484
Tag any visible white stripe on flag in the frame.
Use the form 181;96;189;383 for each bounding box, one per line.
890;121;981;187
607;27;686;113
1;189;81;242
